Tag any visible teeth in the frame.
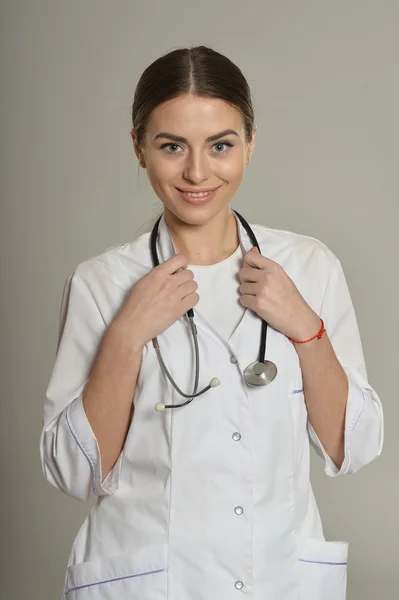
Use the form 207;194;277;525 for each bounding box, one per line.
184;191;212;197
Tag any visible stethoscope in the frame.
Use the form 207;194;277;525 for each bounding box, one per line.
150;210;278;412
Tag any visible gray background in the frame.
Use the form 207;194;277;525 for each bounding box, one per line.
1;1;397;598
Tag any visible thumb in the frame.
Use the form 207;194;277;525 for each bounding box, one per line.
245;247;259;256
243;246;263;267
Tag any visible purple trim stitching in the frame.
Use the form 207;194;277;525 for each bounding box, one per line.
66;403;97;496
299;558;347;566
292;388;304;394
65;568;167;595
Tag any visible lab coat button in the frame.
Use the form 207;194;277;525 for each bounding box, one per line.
234;506;244;515
230;355;238;364
235;580;244;590
232;432;241;441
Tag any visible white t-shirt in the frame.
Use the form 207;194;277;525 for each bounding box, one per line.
188;244;246;341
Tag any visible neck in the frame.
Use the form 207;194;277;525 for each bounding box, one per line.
164;207;240;266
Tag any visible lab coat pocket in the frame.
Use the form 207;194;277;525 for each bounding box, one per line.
64;545;167;599
298;537;349;600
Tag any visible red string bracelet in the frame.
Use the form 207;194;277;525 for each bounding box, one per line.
287;318;326;344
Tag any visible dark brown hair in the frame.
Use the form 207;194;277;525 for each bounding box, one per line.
132;46;254;146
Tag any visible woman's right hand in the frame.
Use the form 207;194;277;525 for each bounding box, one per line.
112;254;199;347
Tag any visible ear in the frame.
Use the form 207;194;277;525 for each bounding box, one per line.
131;129;146;168
246;125;257;165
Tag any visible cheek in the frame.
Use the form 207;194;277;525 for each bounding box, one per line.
218;148;246;175
220;157;245;184
146;156;180;188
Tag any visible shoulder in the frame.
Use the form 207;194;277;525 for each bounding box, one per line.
249;222;339;274
69;231;153;291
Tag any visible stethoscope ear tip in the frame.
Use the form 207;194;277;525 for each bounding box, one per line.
210;377;221;388
155;402;166;412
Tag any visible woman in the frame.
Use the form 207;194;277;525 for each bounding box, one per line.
40;46;383;600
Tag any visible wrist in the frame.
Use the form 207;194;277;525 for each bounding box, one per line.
288;312;323;344
109;316;147;354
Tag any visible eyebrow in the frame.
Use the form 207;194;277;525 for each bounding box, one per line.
153;129;240;144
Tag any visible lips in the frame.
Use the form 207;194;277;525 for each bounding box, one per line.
176;187;219;194
176;186;221;205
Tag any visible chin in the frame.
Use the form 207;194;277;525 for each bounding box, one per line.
166;201;232;226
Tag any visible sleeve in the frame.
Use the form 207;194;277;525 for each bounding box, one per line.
39;271;123;501
307;257;384;477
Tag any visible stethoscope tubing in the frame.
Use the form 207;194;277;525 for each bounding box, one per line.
150;210;268;364
149;210;273;410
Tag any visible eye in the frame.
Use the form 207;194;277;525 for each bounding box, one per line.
160;143;184;153
212;141;233;154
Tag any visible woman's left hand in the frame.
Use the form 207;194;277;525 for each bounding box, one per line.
238;247;321;341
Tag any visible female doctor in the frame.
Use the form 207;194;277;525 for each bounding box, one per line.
41;46;384;600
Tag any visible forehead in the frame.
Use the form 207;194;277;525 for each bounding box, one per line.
146;94;245;138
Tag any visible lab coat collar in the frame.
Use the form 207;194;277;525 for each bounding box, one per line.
155;209;254;264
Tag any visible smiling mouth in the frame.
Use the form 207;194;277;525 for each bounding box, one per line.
175;186;222;204
176;186;221;197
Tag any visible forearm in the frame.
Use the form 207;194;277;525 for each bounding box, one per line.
82;319;144;480
294;313;348;468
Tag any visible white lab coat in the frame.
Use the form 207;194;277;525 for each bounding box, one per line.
40;212;383;600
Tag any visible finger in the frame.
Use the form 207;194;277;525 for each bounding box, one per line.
181;291;199;314
243;248;268;269
239;294;256;310
173;268;195;286
239;282;258;296
179;279;198;299
238;267;261;283
161;254;188;275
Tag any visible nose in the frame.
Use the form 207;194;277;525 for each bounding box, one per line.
183;150;211;184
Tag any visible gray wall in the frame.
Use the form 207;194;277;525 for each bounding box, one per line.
1;1;397;598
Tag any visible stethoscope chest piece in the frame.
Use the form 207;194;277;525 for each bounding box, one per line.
244;360;278;386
